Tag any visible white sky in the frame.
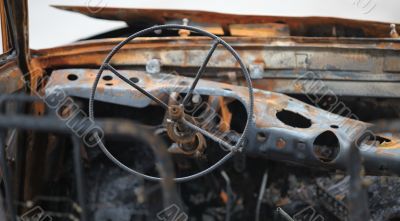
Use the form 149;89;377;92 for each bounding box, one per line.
29;0;400;49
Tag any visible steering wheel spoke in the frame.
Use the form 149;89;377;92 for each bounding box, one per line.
105;63;169;109
181;117;237;151
182;40;220;105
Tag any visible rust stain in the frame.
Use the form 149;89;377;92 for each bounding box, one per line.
276;138;286;149
293;82;304;93
230;23;290;37
253;79;277;92
0;61;25;94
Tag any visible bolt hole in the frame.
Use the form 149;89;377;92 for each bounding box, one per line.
130;77;139;83
257;132;268;142
105;83;113;86
67;74;78;81
330;125;339;129
223;88;232;91
102;75;113;81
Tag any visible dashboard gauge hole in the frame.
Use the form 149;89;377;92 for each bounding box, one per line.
313;131;340;163
276;109;312;128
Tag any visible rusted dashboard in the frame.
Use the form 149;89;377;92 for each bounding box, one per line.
44;68;400;175
33;36;400;97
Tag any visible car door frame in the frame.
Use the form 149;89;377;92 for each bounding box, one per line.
0;0;30;94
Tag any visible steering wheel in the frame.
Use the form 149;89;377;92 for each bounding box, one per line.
88;25;254;182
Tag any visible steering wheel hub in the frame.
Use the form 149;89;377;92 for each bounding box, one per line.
168;105;184;121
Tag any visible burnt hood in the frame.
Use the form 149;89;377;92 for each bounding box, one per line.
52;5;397;38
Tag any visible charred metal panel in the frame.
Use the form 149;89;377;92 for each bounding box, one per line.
45;69;400;175
32;37;400;99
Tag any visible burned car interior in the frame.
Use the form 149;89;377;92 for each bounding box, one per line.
0;1;400;220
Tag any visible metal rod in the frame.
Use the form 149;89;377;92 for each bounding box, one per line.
182;40;219;105
276;207;294;221
347;137;370;221
71;137;87;221
105;63;169;109
181;118;235;151
221;171;232;221
0;132;16;221
255;169;268;221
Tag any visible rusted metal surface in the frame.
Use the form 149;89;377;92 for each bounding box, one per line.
0;60;25;93
31;36;400;97
53;5;397;38
4;0;30;83
32;37;400;70
0;0;11;52
252;79;400;98
229;23;290;37
44;69;357;127
45;69;400;175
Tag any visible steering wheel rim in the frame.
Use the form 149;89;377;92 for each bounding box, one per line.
89;24;254;182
